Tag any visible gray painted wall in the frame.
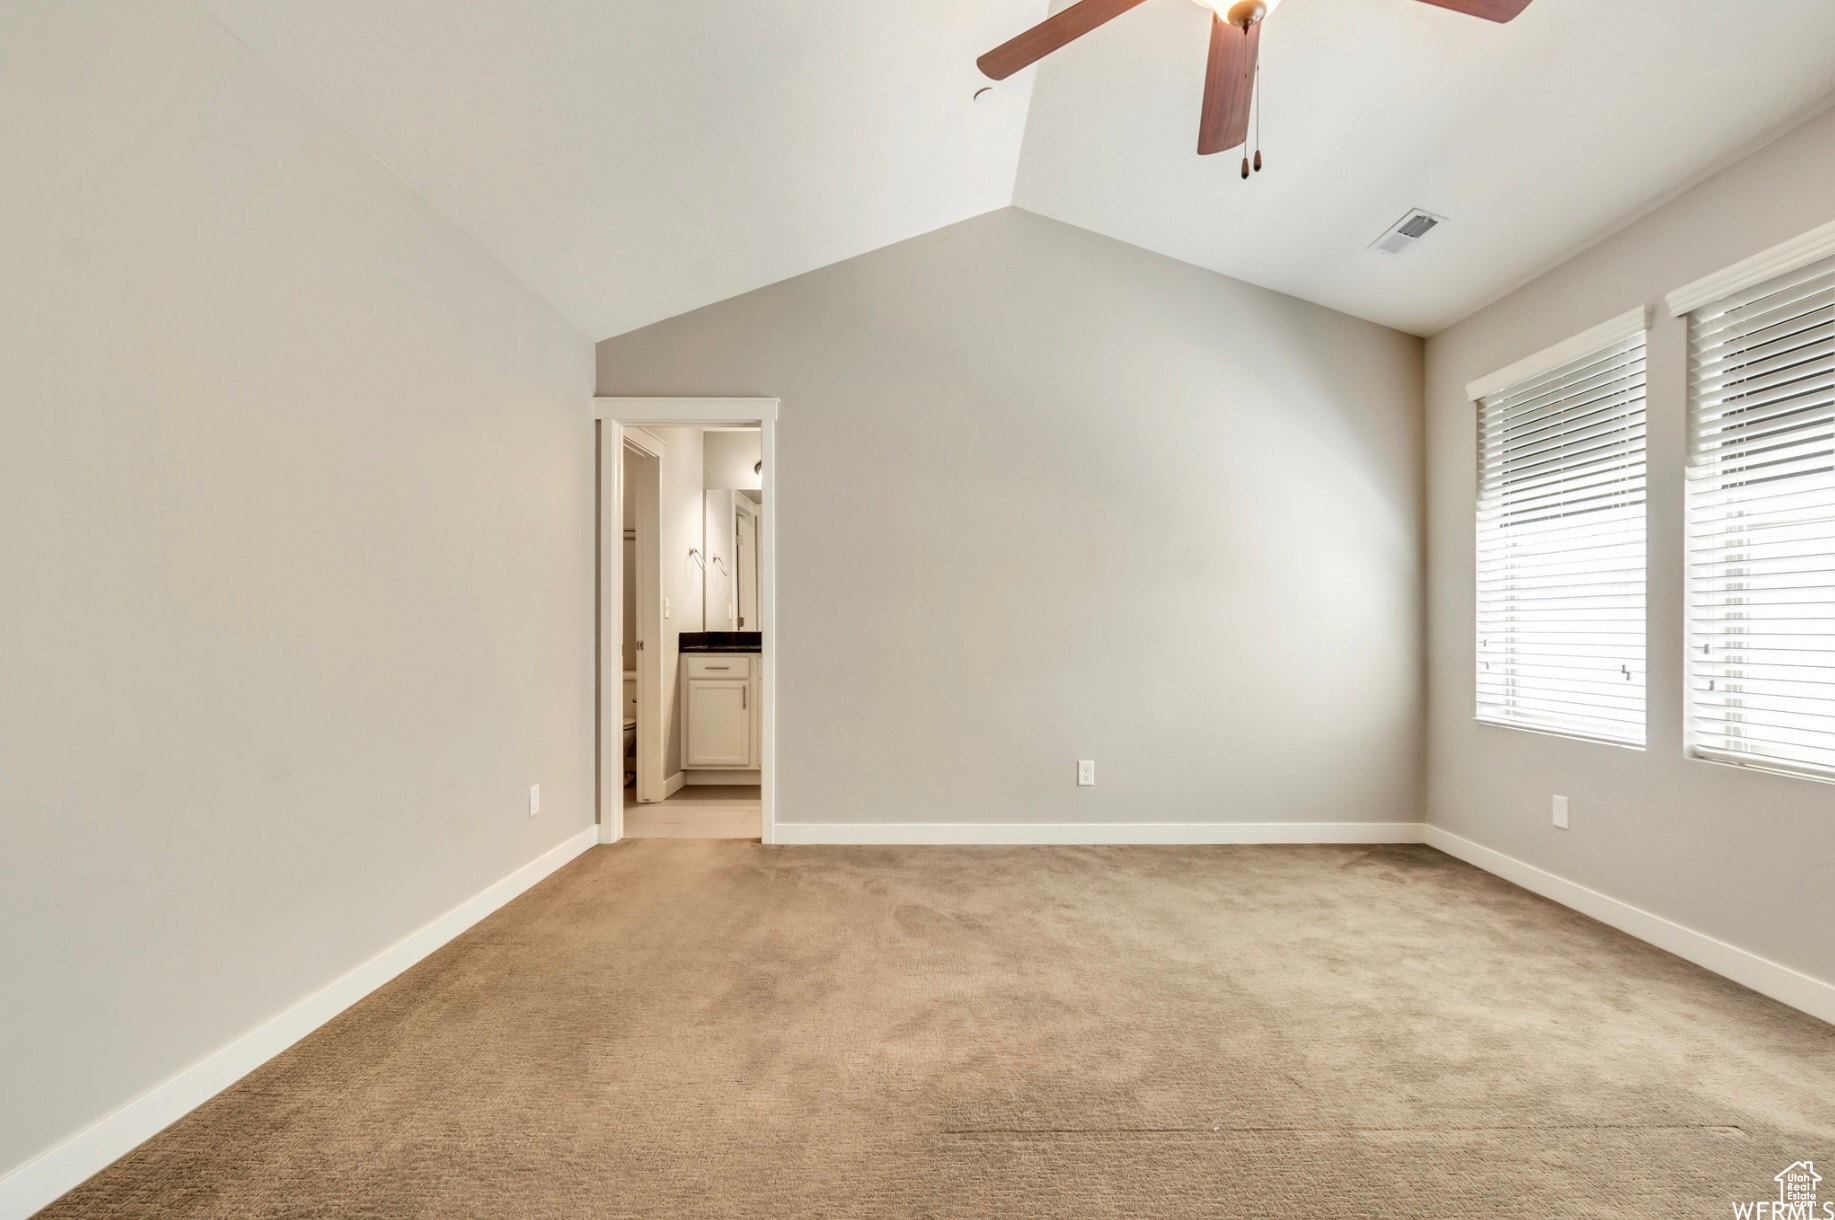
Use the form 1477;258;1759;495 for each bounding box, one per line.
1426;105;1835;987
0;0;593;1179
598;208;1425;827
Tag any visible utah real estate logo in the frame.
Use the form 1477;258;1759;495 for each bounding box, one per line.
1734;1162;1829;1219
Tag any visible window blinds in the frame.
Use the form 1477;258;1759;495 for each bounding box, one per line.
1686;251;1835;779
1477;333;1648;744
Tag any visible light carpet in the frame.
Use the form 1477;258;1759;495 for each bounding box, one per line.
40;843;1835;1217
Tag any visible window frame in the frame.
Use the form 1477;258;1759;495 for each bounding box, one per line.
1681;251;1835;784
1468;309;1652;748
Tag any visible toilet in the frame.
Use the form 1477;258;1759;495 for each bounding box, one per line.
623;673;638;785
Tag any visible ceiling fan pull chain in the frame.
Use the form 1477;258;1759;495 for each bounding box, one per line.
1241;50;1253;179
1253;60;1263;172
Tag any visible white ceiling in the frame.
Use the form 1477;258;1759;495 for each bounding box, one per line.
194;0;1045;341
1013;0;1835;333
197;0;1835;339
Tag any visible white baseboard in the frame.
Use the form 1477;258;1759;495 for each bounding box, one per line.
1425;826;1835;1026
0;825;599;1220
684;770;759;786
662;770;687;798
772;822;1427;846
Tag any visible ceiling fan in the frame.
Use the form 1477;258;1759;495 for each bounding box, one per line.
977;0;1533;167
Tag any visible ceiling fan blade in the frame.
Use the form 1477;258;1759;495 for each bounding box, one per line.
977;0;1153;81
1197;15;1258;156
1413;0;1534;21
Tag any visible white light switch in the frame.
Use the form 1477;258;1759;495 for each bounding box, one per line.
529;784;541;817
1552;795;1568;830
1078;760;1095;786
664;597;672;620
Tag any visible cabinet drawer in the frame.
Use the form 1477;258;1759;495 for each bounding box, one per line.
684;654;753;679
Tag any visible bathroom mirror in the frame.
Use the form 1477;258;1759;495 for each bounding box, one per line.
703;489;762;632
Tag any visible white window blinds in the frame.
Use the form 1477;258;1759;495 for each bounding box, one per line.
1477;333;1648;744
1686;251;1835;779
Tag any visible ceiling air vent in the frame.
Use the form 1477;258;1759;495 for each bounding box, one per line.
1372;209;1447;255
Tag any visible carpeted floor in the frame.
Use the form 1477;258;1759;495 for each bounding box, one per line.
41;842;1835;1218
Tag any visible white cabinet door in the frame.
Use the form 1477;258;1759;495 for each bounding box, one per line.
685;678;750;767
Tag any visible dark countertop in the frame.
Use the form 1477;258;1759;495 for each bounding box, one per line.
678;631;762;654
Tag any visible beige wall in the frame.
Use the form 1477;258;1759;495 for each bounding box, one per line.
0;0;593;1182
704;430;763;491
598;208;1426;827
1425;105;1835;987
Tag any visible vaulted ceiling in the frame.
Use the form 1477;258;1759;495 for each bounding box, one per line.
198;0;1835;339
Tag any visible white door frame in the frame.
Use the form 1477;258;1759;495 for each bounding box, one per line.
597;422;664;842
624;428;666;811
594;397;780;845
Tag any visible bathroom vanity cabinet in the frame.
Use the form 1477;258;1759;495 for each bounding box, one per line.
682;653;759;769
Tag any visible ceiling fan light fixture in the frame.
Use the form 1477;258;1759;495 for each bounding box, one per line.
977;0;1530;153
1194;0;1281;26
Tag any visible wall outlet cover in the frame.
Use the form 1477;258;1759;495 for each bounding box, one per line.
1552;795;1569;829
530;784;541;817
1077;760;1095;786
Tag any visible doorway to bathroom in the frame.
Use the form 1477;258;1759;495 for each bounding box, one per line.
595;398;778;844
617;428;664;808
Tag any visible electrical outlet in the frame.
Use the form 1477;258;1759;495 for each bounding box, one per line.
529;784;541;818
664;597;672;620
1077;760;1095;787
1552;795;1569;830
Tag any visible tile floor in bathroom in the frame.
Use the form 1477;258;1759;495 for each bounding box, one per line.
622;784;762;839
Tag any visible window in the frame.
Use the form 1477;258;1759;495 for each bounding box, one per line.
1686;251;1835;779
1475;324;1648;745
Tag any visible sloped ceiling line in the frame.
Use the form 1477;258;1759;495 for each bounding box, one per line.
198;0;1835;338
